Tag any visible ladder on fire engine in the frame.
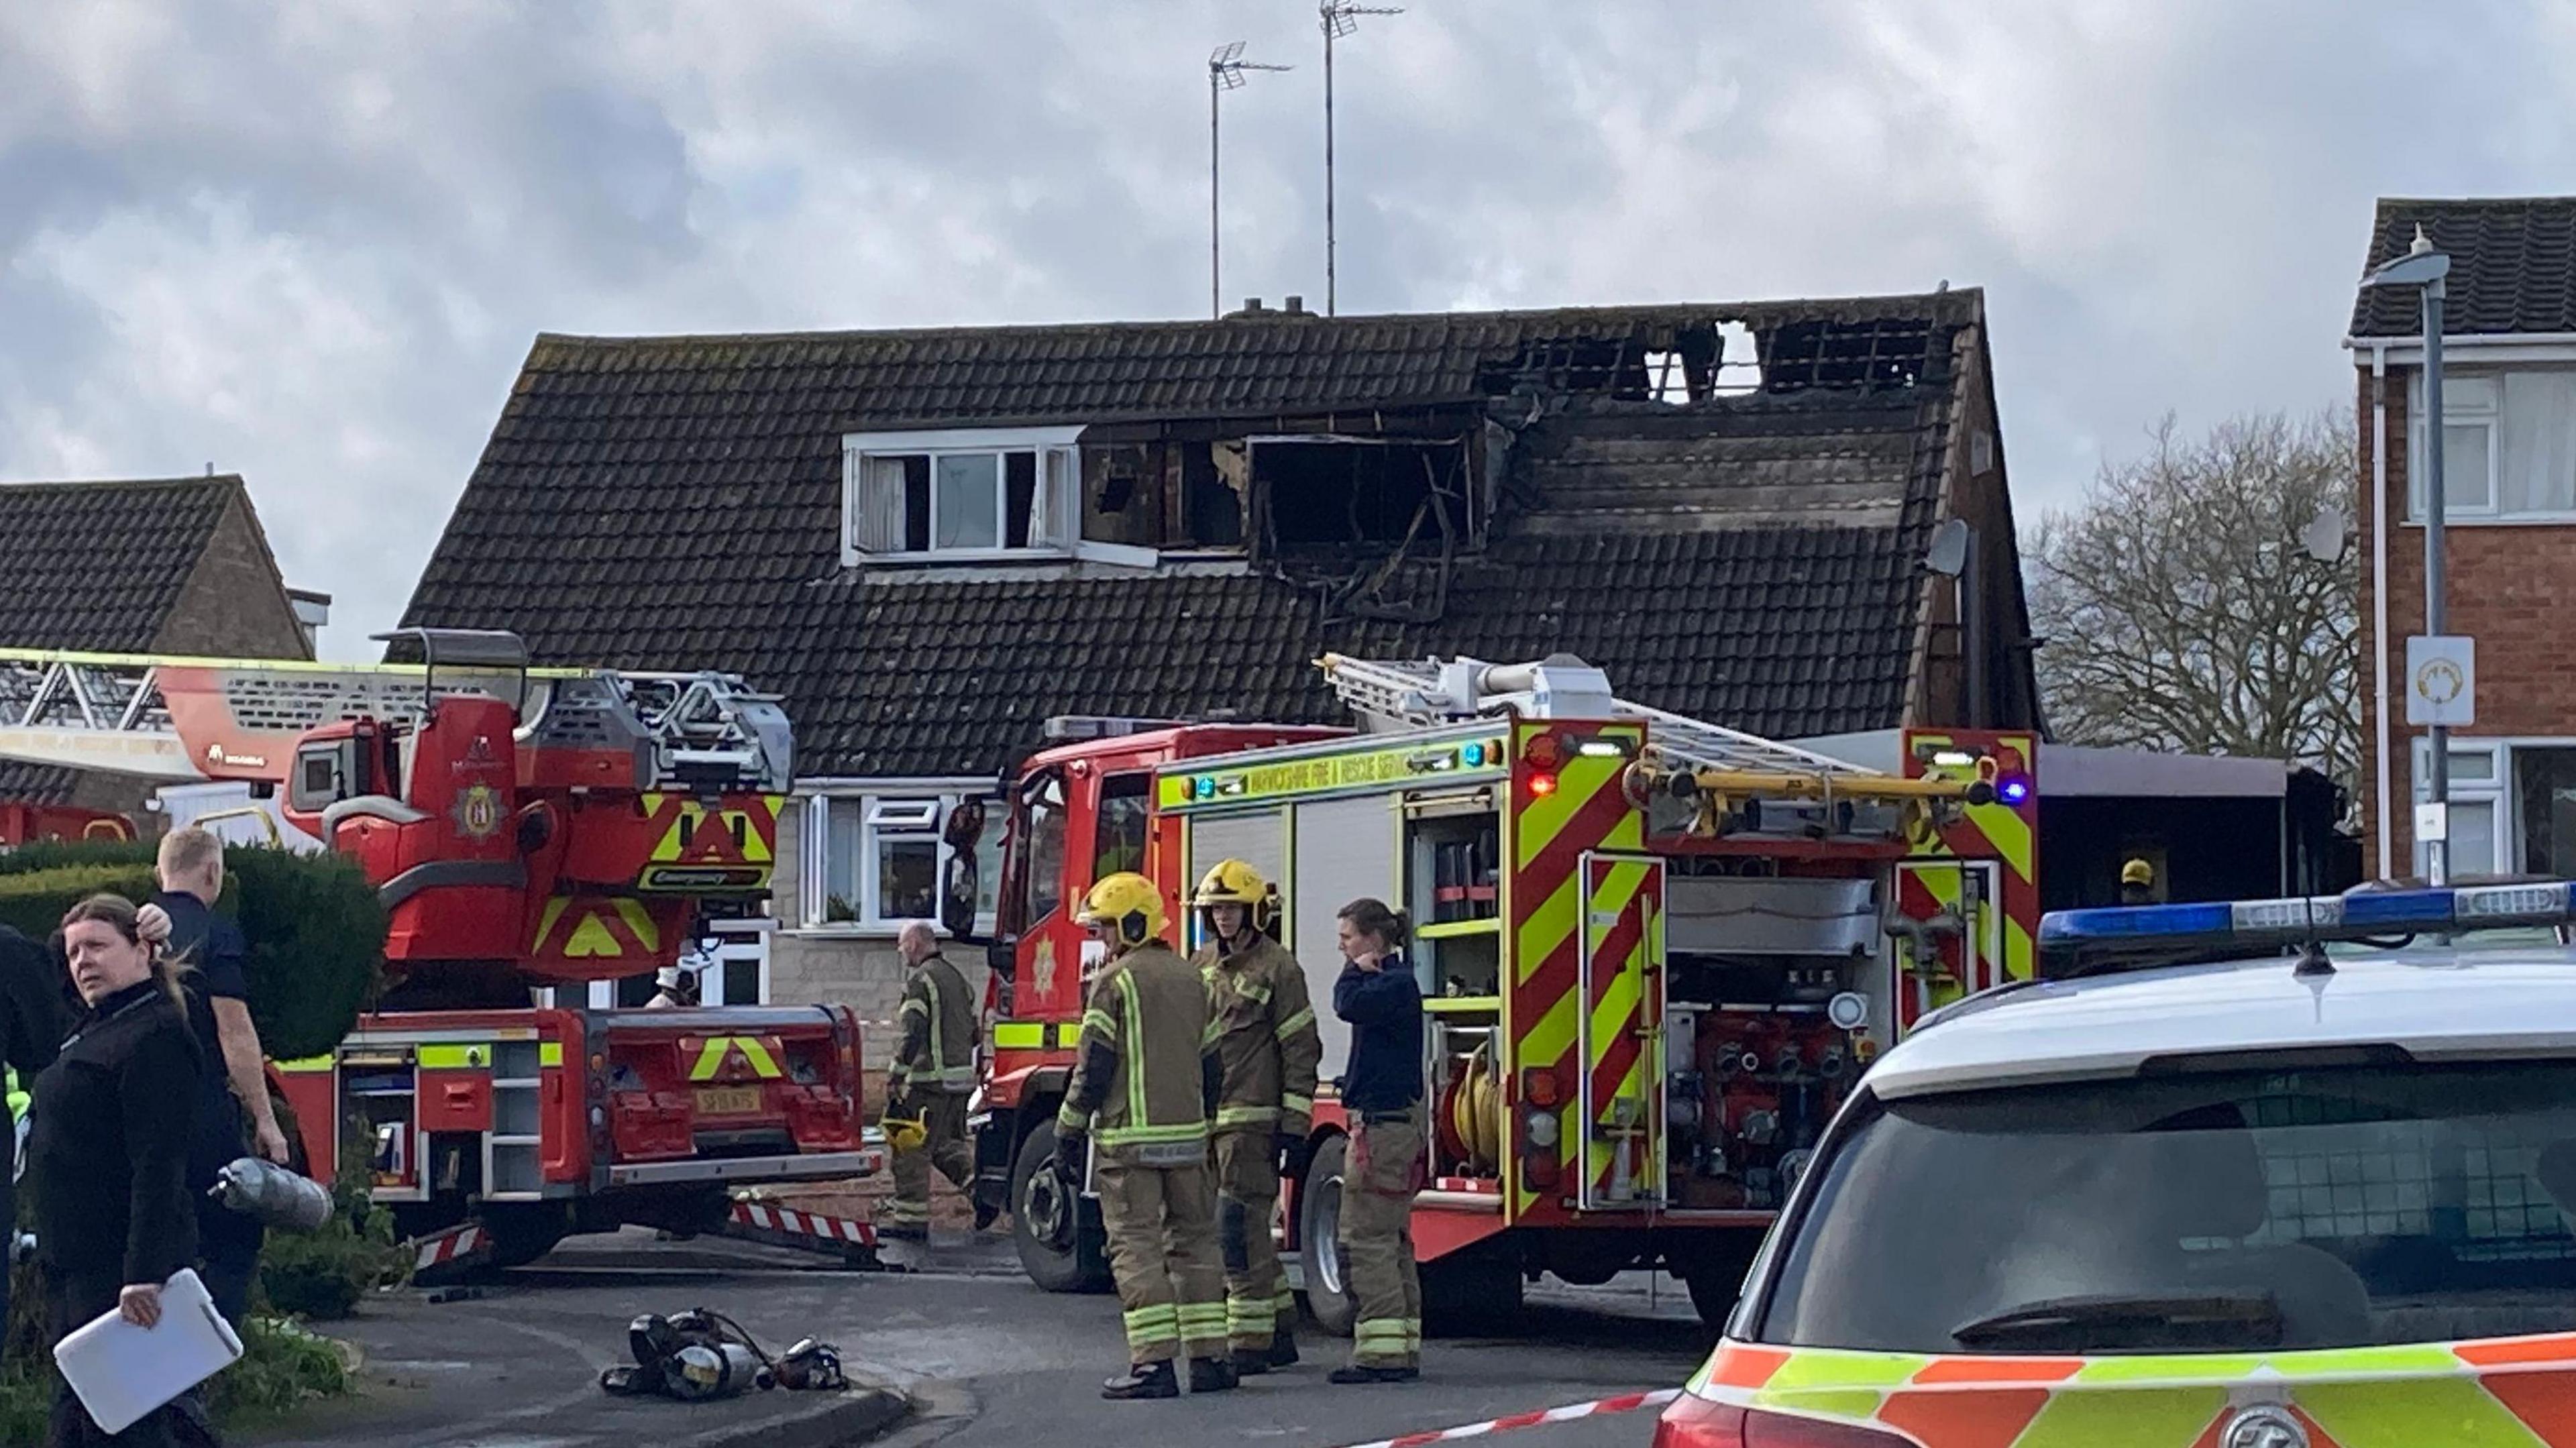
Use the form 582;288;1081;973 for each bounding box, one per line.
1319;653;1882;779
1318;653;1980;835
0;637;793;793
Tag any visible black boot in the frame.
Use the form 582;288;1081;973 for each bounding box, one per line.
1267;1327;1300;1369
1329;1363;1420;1386
1229;1347;1272;1376
971;1197;1001;1231
1189;1356;1241;1393
1102;1360;1179;1400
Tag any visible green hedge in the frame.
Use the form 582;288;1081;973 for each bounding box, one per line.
0;843;386;1061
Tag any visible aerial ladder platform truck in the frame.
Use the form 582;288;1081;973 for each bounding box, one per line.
0;630;880;1275
941;654;2037;1329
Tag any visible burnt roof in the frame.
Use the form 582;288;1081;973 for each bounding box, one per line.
2352;197;2576;338
405;293;2004;776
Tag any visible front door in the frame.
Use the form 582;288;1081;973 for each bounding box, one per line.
1890;859;2004;1036
1575;851;1665;1211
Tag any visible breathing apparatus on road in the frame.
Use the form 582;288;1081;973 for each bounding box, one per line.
598;1307;847;1402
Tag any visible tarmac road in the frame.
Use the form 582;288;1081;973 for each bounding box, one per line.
252;1228;1711;1448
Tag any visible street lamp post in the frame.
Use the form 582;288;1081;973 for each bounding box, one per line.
2363;226;2454;884
1210;42;1291;320
1320;2;1399;317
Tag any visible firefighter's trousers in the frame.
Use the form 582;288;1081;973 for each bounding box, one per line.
1214;1127;1293;1351
1096;1155;1227;1366
1338;1106;1424;1370
886;1091;974;1232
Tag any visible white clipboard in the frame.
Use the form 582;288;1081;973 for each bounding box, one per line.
52;1267;244;1435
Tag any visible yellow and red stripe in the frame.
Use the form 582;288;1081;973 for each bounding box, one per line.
1505;719;1646;1217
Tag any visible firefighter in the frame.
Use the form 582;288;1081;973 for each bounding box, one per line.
1189;859;1321;1376
882;922;982;1243
2120;857;2157;906
1328;896;1425;1385
1052;872;1234;1400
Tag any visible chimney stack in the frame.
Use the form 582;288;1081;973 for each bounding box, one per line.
1283;294;1305;315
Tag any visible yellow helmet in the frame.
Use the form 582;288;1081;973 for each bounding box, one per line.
2121;858;2155;888
883;1111;928;1154
1077;871;1167;951
1193;858;1276;933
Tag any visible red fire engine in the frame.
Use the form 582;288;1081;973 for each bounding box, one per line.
944;655;2035;1329
0;631;875;1271
0;801;135;848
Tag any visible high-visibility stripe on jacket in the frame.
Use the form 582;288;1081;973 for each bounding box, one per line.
890;952;977;1096
1194;933;1322;1135
1058;942;1222;1161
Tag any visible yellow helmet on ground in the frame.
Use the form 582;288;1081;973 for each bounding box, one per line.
2121;858;2155;888
1193;858;1276;934
1077;871;1167;951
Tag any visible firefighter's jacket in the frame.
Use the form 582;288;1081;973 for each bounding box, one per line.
890;952;977;1099
1057;942;1222;1166
1193;934;1321;1138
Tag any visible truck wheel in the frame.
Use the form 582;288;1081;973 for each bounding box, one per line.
1010;1119;1110;1294
1298;1134;1356;1337
481;1204;572;1270
1423;1251;1523;1337
1677;1237;1761;1331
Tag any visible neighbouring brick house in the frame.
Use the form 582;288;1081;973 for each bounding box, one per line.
2349;198;2576;881
402;291;2041;1058
0;474;325;826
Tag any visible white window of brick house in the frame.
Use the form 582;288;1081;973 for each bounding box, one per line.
2409;370;2576;521
800;789;1001;932
843;427;1081;562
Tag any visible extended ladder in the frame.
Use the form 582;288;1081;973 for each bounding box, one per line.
0;646;792;793
1318;653;1977;836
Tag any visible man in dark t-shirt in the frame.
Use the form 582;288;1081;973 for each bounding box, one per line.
155;825;288;1327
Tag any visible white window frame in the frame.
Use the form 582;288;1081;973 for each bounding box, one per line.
842;426;1083;565
795;781;1000;936
2402;370;2576;524
2404;736;2576;879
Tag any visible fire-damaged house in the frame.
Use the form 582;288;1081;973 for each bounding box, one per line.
401;289;2041;1045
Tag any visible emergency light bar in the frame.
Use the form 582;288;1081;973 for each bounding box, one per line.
2038;881;2576;970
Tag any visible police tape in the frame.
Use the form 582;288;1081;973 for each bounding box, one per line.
1329;1388;1681;1448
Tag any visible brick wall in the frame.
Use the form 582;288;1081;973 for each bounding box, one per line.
2355;364;2576;873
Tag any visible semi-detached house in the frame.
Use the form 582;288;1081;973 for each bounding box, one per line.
2350;199;2576;882
402;290;2041;1062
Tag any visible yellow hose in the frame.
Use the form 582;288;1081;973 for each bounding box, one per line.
1447;1042;1500;1176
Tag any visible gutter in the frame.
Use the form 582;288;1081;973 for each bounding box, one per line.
2371;343;2393;879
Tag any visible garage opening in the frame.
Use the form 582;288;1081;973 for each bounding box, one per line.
1256;437;1474;550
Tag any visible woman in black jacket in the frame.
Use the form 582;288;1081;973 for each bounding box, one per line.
29;895;206;1448
1328;897;1426;1386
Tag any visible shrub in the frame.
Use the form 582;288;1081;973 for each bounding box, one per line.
0;842;384;1060
257;1138;411;1320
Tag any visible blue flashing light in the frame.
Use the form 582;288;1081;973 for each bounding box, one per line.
2037;881;2576;968
1996;777;2031;806
1462;742;1487;768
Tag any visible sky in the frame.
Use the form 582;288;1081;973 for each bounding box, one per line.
5;0;2574;659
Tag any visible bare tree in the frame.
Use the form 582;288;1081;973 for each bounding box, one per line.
2027;410;2357;798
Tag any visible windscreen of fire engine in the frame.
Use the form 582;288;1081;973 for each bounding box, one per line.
1748;1061;2576;1354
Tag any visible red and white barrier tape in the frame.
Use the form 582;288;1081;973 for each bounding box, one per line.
1333;1388;1681;1448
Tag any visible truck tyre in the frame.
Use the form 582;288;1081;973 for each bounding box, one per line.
1010;1119;1111;1294
1677;1237;1762;1331
481;1204;572;1270
1297;1134;1357;1337
1423;1251;1523;1337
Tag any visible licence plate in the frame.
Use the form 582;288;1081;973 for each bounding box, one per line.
696;1086;763;1116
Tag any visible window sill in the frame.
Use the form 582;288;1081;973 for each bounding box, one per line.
2398;514;2576;527
846;547;1075;565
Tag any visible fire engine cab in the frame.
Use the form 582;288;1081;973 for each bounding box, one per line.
945;654;2037;1328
